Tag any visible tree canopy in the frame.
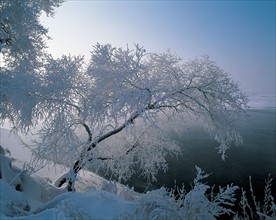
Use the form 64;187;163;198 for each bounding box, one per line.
0;0;63;129
0;1;247;191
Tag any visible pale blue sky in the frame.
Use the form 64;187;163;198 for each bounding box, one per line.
40;0;275;94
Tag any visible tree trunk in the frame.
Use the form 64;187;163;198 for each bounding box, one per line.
60;111;143;191
67;160;82;191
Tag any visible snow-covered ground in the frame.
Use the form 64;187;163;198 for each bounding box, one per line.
0;128;143;219
0;180;140;219
0;127;67;181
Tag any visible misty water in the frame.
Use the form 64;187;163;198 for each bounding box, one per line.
125;95;276;199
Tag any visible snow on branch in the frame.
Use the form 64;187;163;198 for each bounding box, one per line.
2;43;248;188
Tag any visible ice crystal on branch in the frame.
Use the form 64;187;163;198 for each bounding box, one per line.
1;41;248;189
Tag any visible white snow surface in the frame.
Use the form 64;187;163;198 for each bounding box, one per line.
0;127;65;181
0;179;140;220
0;127;142;219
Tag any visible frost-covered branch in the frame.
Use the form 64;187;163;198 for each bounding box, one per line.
2;42;247;190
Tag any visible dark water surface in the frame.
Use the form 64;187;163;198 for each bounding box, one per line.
127;108;276;198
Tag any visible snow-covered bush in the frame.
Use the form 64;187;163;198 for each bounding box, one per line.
54;199;91;220
182;166;238;219
233;175;276;220
5;199;30;217
134;168;276;220
129;166;239;220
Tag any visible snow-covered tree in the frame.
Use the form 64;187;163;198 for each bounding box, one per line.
0;0;63;130
0;0;63;59
0;1;247;191
21;44;247;191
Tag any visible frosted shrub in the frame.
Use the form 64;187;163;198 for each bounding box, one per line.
137;188;181;219
134;166;239;220
234;175;276;220
55;199;91;220
261;175;276;219
5;199;30;217
182;167;238;219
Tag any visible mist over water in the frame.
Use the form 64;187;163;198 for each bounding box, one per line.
247;93;276;109
126;94;276;198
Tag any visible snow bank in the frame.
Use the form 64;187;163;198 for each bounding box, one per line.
0;127;140;198
0;180;32;218
0;150;140;219
1;187;138;219
33;190;139;220
0;127;66;181
0;127;142;219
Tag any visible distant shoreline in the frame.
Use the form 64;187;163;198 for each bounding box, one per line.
248;93;276;109
247;107;275;112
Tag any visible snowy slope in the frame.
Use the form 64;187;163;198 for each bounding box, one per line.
0;127;65;181
0;127;142;219
0;178;140;220
0;127;140;194
0;183;139;219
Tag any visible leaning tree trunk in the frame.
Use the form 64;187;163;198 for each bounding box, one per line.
67;160;82;191
59;109;148;191
58;142;96;191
